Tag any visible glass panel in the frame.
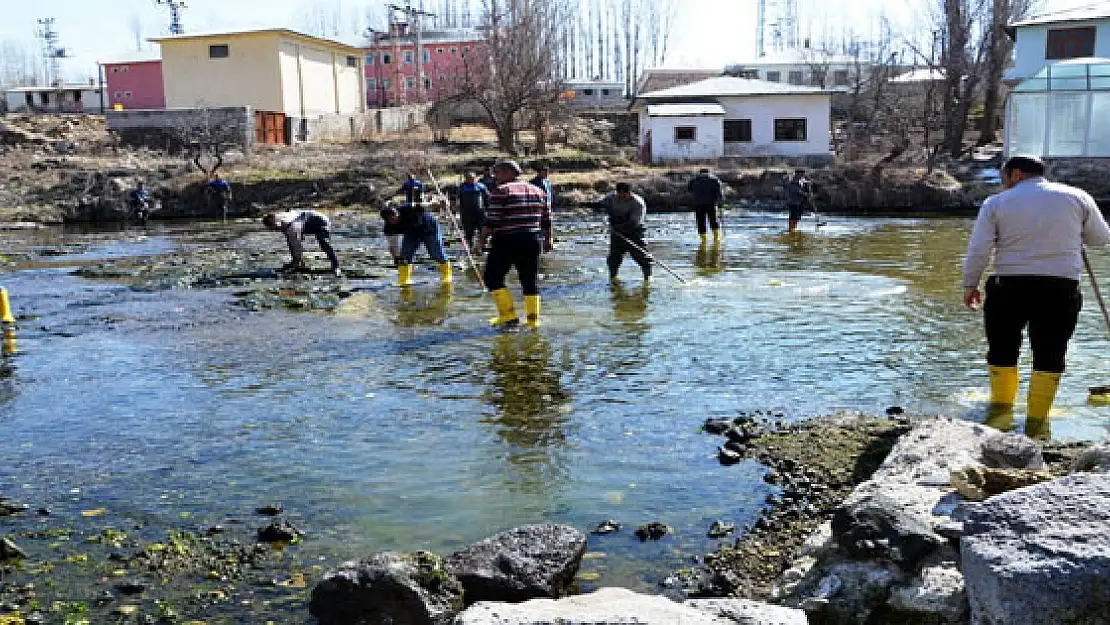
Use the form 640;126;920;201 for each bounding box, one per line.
1009;93;1048;156
1048;93;1088;156
1088;93;1110;156
1049;63;1088;78
1049;77;1090;90
1089;63;1110;78
1015;78;1048;92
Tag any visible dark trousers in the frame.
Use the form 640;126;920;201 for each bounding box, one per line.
462;213;485;246
484;232;541;295
608;231;652;279
984;275;1082;373
304;216;340;269
695;203;719;234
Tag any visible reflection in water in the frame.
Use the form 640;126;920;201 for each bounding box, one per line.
611;282;649;327
482;331;572;493
1;328;16;408
2;327;15;356
695;240;723;276
396;284;453;327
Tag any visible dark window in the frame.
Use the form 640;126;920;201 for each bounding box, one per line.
834;70;849;86
810;70;826;86
788;70;804;85
382;52;392;64
25;93;33;106
209;44;230;58
674;126;697;142
583;88;595;95
774;118;807;141
1047;27;1096;60
346;55;358;68
601;88;610;95
766;70;781;82
423;76;431;89
724;119;752;142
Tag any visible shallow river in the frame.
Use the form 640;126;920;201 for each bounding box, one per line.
2;211;1110;609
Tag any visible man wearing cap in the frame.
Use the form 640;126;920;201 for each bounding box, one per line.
687;168;724;244
381;198;453;287
963;155;1110;438
474;160;553;327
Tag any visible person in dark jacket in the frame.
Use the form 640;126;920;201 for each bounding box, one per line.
208;173;232;218
530;165;554;207
382;198;452;287
399;173;424;204
687;168;723;244
457;171;490;251
600;182;651;282
784;169;812;233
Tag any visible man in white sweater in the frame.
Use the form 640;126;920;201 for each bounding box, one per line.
963;155;1110;437
262;210;341;276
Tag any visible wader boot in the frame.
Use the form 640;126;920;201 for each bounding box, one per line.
438;262;453;285
1025;370;1061;440
699;233;708;246
985;365;1019;431
712;228;721;244
489;288;519;326
524;295;540;327
396;263;414;287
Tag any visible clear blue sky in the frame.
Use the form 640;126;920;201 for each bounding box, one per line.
0;0;1087;82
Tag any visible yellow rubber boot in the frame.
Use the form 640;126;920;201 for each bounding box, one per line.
524;295;541;327
0;288;14;324
396;263;414;287
988;365;1019;407
699;233;708;246
712;228;721;243
488;288;519;326
1026;371;1061;440
438;262;453;285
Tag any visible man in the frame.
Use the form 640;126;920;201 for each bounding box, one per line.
457;171;490;251
399;173;424;205
784;169;812;233
530;165;554;208
600;182;651;282
129;181;152;224
474;160;553;327
380;205;405;266
963;155;1110;438
262;209;341;276
208;172;232;218
687;168;723;244
382;198;452;287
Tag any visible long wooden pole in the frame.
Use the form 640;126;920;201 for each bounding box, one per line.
612;230;687;284
426;168;487;291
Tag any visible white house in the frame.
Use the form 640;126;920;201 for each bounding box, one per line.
564;79;625;107
1006;5;1110;81
3;84;104;114
634;76;832;163
724;49;868;90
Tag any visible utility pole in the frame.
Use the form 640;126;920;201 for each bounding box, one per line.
389;2;436;103
36;18;67;87
156;0;187;35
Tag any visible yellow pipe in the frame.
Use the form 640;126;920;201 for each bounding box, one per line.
0;288;14;325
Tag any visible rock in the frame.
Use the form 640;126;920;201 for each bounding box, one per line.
719;446;743;465
454;587;807;624
980;432;1045;469
591;520;621;535
0;498;29;516
686;597;810;624
310;551;464;625
114;580;147;595
1072;443;1110;473
707;521;735;539
832;487;947;568
257;519;304;543
886;552;967;623
704;418;733;435
961;472;1110;625
885;406;904;416
634;522;671;541
949;466;1055;501
255;503;284;516
443;524;587;604
793;561;903;623
1;536;26;561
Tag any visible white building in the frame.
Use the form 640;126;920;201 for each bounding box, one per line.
724;49;868;90
634;76;832;163
1006;5;1110;81
3;84;105;114
564;79;625;107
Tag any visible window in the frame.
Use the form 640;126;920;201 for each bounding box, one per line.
403;50;414;64
724;119;752;142
1046;27;1096;60
382;52;392;64
346;55;358;68
209;44;230;58
834;70;849;86
450;47;457;54
423;76;432;89
774;118;807;141
382;78;390;89
367;78;376;89
422;49;431;63
366;52;376;64
810;70;826;86
674;126;697;142
601;88;610;95
766;70;781;82
113;91;123;99
788;70;804;85
405;76;415;90
436;47;444;54
120;65;129;72
123;91;132;99
462;46;470;54
583;88;595;95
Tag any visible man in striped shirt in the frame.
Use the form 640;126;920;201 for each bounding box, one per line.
474;160;553;327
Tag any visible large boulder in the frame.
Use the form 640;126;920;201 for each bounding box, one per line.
444;524;587;604
960;472;1110;625
453;587;808;624
980;432;1044;469
309;551;464;625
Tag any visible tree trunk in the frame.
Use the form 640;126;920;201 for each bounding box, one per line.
495;115;516;154
533;112;547;155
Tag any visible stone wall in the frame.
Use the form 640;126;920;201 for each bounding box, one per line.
289;104;432;143
106;107;254;152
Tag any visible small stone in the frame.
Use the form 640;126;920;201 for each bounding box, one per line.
258;519;304;543
635;522;671;541
724;439;746;454
718;446;743;466
256;504;284;516
704;418;732;435
707;521;735;539
886;406;905;415
591;520;621;535
115;580;147;595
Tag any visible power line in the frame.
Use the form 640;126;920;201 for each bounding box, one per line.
156;0;188;35
36;18;68;86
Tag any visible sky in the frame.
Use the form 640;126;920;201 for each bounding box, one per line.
0;0;1096;83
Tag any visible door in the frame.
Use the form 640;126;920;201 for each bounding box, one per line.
254;111;289;145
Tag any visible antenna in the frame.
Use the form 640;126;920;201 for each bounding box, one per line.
388;2;436;103
36;18;68;86
156;0;187;35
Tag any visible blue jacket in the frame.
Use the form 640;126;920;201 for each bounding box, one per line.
209;179;231;194
530;176;553;206
458;181;490;217
401;179;424;204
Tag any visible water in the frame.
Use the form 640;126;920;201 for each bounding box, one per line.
2;212;1110;607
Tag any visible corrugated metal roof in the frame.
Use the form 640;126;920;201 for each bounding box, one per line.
646;103;726;116
149;28;364;52
639;76;828;100
1012;3;1110;27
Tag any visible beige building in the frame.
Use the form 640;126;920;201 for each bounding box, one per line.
151;28;366;119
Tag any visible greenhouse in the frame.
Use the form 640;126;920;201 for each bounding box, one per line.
1006;57;1110;157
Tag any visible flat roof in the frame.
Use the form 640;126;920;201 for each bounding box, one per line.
150;28;364;53
99;52;162;64
5;85;101;92
1012;3;1110;28
639;75;829;99
646;103;726;116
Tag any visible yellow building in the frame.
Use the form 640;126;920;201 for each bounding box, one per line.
150;28;366;119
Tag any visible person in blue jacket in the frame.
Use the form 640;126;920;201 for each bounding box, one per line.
457;171;490;250
530;165;553;207
399;173;424;205
208;172;232;217
381;197;452;287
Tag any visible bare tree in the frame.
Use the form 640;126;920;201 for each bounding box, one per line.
0;40;42;88
977;0;1035;145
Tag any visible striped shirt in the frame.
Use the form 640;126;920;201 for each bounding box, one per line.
486;179;552;236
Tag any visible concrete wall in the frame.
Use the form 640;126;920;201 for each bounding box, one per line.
290;103;431;143
278;37;364;117
106;106;254;151
642;113;724;162
161;34;283;112
1011;20;1110;80
4;88;104;114
719;95;831;157
104;60;165;110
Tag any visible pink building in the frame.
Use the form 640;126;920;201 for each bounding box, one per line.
100;55;166;110
363;24;486;107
